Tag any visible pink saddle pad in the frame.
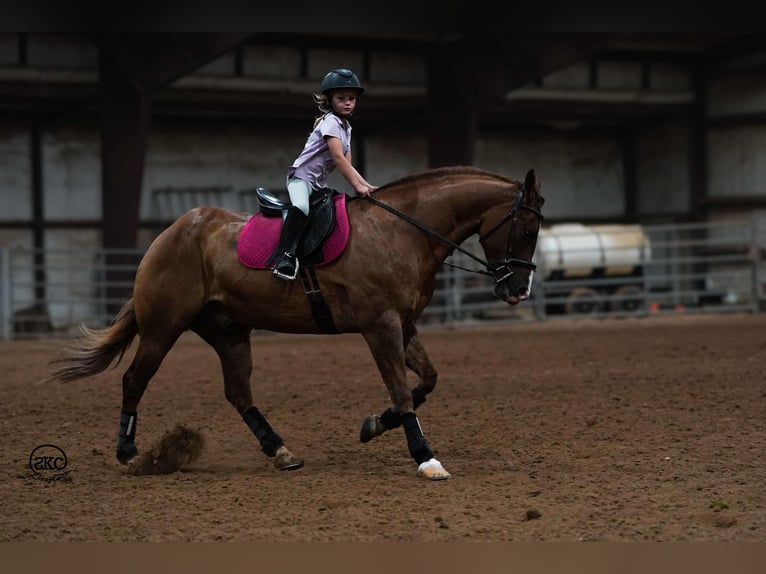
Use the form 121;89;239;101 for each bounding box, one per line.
237;193;349;269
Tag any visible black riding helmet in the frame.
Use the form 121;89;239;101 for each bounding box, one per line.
321;69;364;95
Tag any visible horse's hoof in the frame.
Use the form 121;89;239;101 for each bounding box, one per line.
274;445;304;471
116;444;138;465
359;415;381;443
417;458;451;480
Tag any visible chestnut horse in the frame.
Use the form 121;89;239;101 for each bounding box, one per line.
48;166;544;480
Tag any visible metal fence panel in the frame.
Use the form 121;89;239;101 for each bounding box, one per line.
0;218;763;340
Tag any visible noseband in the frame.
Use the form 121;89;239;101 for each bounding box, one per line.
365;185;544;284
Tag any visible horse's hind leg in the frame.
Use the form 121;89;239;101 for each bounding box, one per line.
190;314;303;471
360;323;437;443
117;335;180;463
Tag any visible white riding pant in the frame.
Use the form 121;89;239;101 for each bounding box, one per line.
286;176;313;216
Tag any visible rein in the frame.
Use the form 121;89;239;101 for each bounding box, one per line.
364;187;543;283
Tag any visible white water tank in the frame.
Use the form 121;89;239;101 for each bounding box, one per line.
537;223;651;278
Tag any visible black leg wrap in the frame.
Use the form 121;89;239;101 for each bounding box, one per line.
379;407;402;430
412;387;427;409
116;410;138;463
243;406;283;457
402;412;433;465
380;387;428;431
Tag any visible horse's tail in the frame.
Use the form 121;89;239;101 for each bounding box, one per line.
47;298;139;383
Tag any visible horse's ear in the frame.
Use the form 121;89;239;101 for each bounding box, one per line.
524;169;540;194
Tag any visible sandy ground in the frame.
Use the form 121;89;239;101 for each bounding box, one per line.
1;313;764;541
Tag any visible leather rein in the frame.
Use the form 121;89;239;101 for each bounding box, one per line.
364;185;544;283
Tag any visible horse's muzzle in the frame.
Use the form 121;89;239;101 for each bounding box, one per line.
493;281;530;305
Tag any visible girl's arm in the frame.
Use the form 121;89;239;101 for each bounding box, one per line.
326;137;378;196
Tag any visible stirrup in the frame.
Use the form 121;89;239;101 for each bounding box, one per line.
273;254;299;281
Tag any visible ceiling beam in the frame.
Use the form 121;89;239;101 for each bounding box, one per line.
431;33;628;108
97;33;256;95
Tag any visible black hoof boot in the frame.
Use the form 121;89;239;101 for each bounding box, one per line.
116;443;138;464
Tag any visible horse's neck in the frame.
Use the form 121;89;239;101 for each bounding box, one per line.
389;174;512;250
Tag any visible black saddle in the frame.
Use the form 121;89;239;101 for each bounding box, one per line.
256;187;337;262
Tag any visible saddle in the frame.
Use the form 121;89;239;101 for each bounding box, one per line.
237;187;349;271
257;187;336;263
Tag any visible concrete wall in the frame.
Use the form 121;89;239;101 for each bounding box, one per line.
0;124;30;222
635;118;691;217
475;131;625;220
43;122;102;221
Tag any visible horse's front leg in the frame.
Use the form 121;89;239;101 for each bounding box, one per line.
360;323;438;443
361;317;449;480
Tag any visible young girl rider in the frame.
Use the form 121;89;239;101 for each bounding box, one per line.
272;68;378;281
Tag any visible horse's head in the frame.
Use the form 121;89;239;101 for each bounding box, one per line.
478;169;545;305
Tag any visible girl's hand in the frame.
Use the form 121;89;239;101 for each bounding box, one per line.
355;184;377;197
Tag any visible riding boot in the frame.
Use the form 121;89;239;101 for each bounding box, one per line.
272;206;309;281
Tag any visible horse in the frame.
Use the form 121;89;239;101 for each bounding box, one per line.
47;165;545;480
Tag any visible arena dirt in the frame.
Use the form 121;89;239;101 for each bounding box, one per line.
1;313;764;541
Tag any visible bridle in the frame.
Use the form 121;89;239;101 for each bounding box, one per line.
477;188;544;282
365;184;544;284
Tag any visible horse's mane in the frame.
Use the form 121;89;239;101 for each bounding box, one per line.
373;165;518;195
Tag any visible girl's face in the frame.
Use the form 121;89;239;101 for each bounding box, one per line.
330;90;358;117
